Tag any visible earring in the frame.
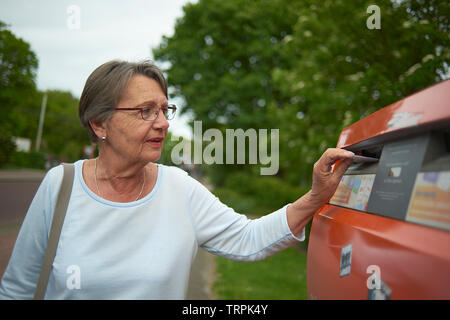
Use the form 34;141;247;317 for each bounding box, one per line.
101;136;106;143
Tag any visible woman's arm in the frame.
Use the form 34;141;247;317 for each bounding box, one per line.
187;148;353;262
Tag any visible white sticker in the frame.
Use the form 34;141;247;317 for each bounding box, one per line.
437;171;450;192
340;244;353;277
387;112;422;128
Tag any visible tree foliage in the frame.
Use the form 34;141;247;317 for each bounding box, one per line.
0;21;38;116
0;21;91;167
154;0;302;186
154;0;449;201
273;0;449;185
41;90;89;162
155;0;300;131
0;21;39;164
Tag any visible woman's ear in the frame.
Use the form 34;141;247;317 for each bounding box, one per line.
89;119;107;141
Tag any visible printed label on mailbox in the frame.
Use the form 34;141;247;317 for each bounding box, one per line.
366;134;429;220
330;174;376;211
406;171;450;231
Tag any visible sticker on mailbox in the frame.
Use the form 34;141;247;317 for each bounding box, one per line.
340;244;352;277
330;174;375;211
406;171;450;231
387;111;422;129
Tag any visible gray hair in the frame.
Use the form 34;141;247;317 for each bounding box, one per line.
78;60;168;143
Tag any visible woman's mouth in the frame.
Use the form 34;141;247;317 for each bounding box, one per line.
147;137;165;147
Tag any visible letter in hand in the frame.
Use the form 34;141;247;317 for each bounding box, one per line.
309;148;354;206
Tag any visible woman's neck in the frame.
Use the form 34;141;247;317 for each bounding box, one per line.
93;149;152;200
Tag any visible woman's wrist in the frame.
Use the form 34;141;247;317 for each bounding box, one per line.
293;190;324;212
286;190;323;236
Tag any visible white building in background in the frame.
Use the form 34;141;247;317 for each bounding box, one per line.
12;137;31;152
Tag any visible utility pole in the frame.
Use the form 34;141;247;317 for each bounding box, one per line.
35;92;47;151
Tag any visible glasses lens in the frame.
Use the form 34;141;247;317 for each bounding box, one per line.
141;104;176;121
165;105;176;120
141;105;158;121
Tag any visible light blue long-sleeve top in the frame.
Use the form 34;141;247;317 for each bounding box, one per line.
0;160;304;299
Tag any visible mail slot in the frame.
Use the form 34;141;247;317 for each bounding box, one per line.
307;79;450;300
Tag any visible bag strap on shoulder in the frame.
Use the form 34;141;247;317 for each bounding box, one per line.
34;163;75;300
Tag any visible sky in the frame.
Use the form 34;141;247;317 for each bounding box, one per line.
0;0;194;138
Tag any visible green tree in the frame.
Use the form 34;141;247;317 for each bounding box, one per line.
41;90;90;162
153;0;449;208
154;0;301;131
0;21;39;164
154;0;302;186
272;0;449;186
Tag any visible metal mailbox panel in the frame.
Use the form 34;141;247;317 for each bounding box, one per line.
307;205;450;299
307;80;450;299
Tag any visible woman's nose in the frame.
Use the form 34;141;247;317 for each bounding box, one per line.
152;109;170;130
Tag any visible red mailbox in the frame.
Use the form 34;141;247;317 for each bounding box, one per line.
307;80;450;300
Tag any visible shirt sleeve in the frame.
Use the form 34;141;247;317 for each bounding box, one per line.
186;175;305;262
0;166;62;300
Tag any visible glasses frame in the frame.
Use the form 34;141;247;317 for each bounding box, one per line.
115;103;177;121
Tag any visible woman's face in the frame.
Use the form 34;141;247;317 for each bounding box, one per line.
104;74;170;164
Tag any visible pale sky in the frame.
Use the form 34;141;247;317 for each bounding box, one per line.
0;0;194;138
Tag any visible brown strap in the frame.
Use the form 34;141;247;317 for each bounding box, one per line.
34;163;74;300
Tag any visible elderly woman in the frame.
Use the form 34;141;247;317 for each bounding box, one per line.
0;60;353;299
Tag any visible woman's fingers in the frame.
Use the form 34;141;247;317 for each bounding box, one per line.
333;156;353;177
316;148;354;173
310;148;354;205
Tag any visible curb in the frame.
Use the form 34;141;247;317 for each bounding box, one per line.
0;170;46;182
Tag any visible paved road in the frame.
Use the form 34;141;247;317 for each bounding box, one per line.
0;171;44;279
0;170;215;299
187;248;217;299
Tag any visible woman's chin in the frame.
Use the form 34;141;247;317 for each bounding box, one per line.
143;150;162;163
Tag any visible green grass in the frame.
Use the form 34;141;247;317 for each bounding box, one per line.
212;244;308;300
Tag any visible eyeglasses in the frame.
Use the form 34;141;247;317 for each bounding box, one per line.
115;103;177;121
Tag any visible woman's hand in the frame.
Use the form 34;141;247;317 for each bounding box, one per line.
309;148;354;207
286;148;354;236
